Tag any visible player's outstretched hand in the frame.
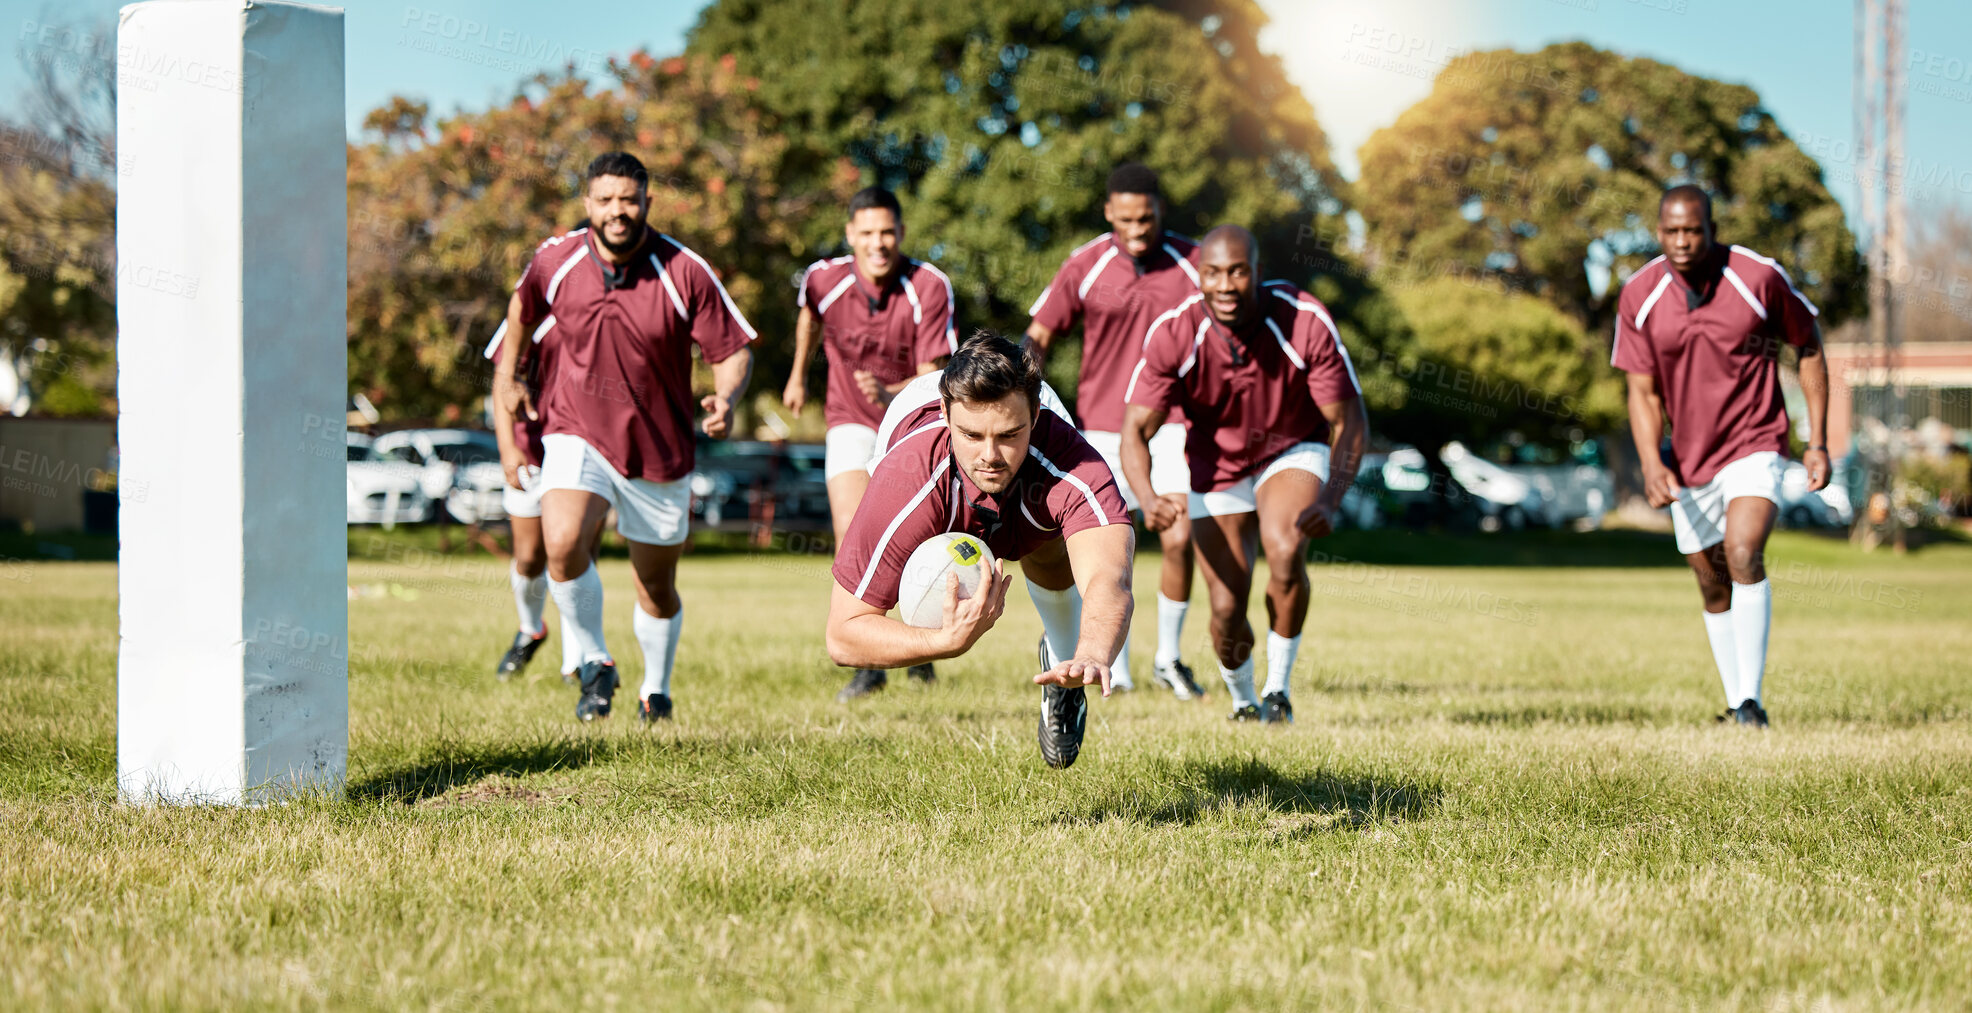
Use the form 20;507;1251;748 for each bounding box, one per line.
1296;502;1335;539
1144;493;1186;532
1804;447;1831;492
1033;657;1113;698
782;378;806;415
853;369;886;405
1642;462;1681;509
939;560;1010;654
700;394;733;439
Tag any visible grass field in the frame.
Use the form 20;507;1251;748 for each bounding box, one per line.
3;529;1970;1010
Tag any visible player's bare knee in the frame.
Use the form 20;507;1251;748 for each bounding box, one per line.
1723;540;1765;583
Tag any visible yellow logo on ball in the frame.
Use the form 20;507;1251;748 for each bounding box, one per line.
947;536;983;566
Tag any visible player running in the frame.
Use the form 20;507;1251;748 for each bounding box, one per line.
827;331;1135;769
493;152;756;724
1026;163;1204;699
1612;185;1829;729
784;186;956;701
1123;225;1367;724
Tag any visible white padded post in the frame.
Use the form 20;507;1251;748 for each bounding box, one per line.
117;1;347;804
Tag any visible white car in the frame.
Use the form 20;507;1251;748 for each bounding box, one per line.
1780;461;1853;528
1441;441;1547;531
369;429;509;524
346;433;432;526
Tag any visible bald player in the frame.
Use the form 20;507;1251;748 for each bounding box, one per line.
1123;225;1367;724
1613;185;1829;729
828;331;1134;769
1026;163;1204;699
494;151;756;724
784;186;955;702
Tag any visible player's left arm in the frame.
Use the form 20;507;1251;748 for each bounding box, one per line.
1033;523;1135;695
1796;324;1831;491
1301;396;1369;538
682;252;757;439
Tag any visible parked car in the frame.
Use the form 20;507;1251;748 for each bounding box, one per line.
1779;460;1854;528
369;429;508;524
687;440;833;532
346;432;432;526
1441;442;1547;531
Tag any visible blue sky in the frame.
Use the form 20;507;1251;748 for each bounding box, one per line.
4;0;1966;228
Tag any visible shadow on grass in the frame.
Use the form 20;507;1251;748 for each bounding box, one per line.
348;734;605;804
1058;756;1439;830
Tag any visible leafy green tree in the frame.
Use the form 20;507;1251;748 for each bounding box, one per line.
1356;42;1863;338
687;0;1362;410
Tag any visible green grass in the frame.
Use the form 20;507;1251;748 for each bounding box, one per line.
2;531;1970;1010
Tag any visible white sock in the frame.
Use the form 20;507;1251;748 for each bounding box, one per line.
1262;631;1300;699
1110;631;1134;689
1154;593;1189;669
634;604;681;699
1730;580;1772;707
1220;657;1258;709
1026;582;1082;669
548;563;611;665
511;564;548;638
559;609;581;676
1700;609;1738;706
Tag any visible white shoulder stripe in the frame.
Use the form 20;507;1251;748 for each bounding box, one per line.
1721;266;1766;321
1264;317;1305;370
1026;445;1109;527
1178;317;1210;378
910;260;957;352
1124;294;1205;404
899;274;923;325
815;275;857;315
1731;245;1820;317
853;458;951;601
661;234;758;339
1163;242;1200;287
1633;273;1675;332
545;248;584;304
1078;246;1120;300
650;253;689;321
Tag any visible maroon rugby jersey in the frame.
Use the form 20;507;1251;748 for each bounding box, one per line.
1126;281;1361;493
515;229;754;483
1611;244;1819;486
832;388;1128;610
1029;231;1200;431
799;256;956;429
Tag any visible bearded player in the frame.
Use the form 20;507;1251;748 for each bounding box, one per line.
494;152;755;724
1026;163;1204;699
1613;185;1829;729
784;186;955;701
828;331;1134;769
1123;225;1367;724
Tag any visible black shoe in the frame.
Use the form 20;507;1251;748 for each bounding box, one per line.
836;668;886;702
1228;703;1262;722
574;660;618;721
495;630;547;680
1038;684;1088;769
639;693;672;724
1154;659;1206;700
1260;691;1294;724
1734;699;1770;729
907;663;936;685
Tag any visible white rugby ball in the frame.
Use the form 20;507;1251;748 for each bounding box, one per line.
895;532;997;629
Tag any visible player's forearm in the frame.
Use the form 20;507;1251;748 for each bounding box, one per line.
789;310;817;379
1074;570;1134;666
1024;320;1054;364
1798;343;1830;447
1624;382;1666;466
1316;401;1369;513
826;613;959;668
1119;407;1166;511
714;346;753;405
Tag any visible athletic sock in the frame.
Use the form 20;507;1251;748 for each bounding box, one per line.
1730;579;1772;707
510;564;547;638
1700;608;1738;707
1026;582;1082;670
1220;657;1258;709
558;609;581;677
634;604;681;699
1110;631;1135;689
547;564;611;665
1154;593;1189;670
1262;631;1300;699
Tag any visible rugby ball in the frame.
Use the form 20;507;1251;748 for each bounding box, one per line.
895;532;996;629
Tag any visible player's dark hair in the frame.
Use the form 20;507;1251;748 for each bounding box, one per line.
1659;183;1713;221
847;186;902;220
941;330;1043;416
1106;162;1161;199
586;151;649;189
